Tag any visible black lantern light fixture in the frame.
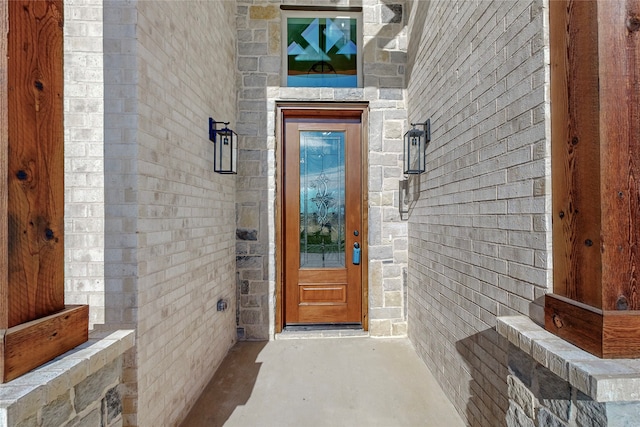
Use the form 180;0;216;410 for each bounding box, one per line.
403;119;430;175
209;118;237;174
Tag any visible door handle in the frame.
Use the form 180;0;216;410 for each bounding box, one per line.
352;242;361;265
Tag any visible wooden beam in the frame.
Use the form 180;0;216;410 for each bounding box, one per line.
550;0;602;308
546;294;640;358
2;305;89;382
598;0;640;312
1;0;9;331
602;312;640;358
1;0;88;382
545;294;604;357
548;0;640;358
7;0;65;326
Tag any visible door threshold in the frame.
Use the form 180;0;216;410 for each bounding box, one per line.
276;324;368;340
285;323;362;331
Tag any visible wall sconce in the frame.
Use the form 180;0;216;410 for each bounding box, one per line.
209;118;237;174
403;119;430;175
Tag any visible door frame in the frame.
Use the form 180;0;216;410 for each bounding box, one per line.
275;102;369;333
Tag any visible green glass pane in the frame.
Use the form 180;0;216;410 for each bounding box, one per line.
287;17;358;87
299;131;346;268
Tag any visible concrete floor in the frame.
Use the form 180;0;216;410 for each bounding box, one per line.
180;337;466;427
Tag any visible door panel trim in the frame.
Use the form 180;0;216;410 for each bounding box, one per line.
275;102;369;333
299;285;347;304
299;270;347;282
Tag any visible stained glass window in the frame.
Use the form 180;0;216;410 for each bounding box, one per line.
283;11;361;88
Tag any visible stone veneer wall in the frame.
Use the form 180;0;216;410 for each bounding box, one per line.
236;0;410;339
405;0;551;425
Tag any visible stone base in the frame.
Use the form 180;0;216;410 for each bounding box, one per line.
499;316;640;427
508;349;640;427
0;329;134;427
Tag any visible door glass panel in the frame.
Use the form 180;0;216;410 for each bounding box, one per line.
299;131;345;268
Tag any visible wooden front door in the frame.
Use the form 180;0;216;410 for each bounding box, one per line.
282;110;365;326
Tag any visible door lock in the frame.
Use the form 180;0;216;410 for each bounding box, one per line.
353;242;361;265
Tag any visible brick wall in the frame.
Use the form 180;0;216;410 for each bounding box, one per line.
236;0;410;339
103;0;139;331
102;1;140;424
404;1;551;425
64;0;106;327
134;1;238;426
66;0;239;425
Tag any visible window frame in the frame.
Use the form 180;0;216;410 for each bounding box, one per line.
281;9;363;88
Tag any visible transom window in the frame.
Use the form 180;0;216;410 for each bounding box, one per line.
282;10;362;88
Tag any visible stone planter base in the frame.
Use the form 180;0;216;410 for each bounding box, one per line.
0;329;134;427
498;316;640;426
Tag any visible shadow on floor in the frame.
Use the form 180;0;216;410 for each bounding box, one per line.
181;337;464;427
180;341;267;427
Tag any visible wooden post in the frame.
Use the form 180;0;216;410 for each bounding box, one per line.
1;0;9;342
1;0;88;382
547;0;640;358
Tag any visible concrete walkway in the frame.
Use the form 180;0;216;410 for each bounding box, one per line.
180;337;466;427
